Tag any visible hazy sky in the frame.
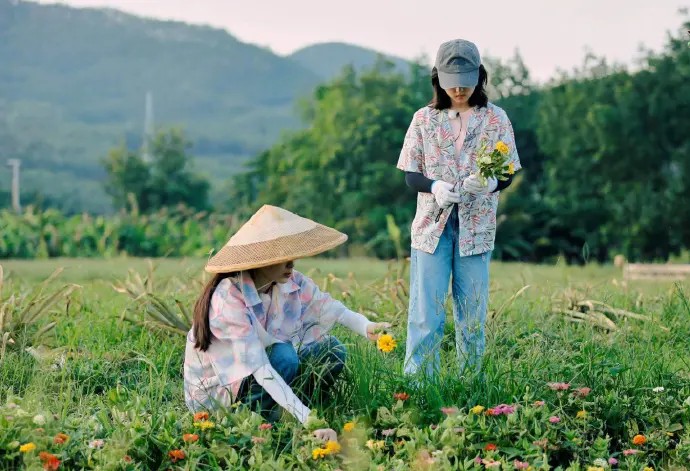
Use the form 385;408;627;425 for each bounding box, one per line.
34;0;688;82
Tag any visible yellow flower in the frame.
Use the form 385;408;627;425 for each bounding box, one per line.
312;447;328;460
19;443;36;453
325;440;341;454
377;334;397;353
495;141;509;155
643;468;654;471
366;439;385;450
193;420;215;430
507;162;515;175
470;405;485;414
587;467;605;471
343;422;355;432
576;410;587;419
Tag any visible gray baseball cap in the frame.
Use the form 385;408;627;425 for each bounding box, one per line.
434;39;481;89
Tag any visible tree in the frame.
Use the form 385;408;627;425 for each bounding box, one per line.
103;129;210;213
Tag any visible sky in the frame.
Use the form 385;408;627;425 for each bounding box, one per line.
33;0;689;82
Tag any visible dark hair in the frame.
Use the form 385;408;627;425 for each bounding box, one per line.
429;64;489;110
192;272;236;351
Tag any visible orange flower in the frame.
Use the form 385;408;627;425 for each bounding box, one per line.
53;433;69;445
484;443;498;451
258;423;273;431
39;452;61;470
632;434;647;446
193;411;209;422
182;433;199;443
393;392;410;401
169;449;186;462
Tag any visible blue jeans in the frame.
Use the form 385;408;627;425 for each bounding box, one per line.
404;206;491;377
237;336;346;420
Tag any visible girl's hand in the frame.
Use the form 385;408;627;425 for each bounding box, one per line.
366;322;392;341
313;428;338;443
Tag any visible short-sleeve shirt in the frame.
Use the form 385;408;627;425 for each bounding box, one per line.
396;103;522;255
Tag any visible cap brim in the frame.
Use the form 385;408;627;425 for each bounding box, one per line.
438;69;479;89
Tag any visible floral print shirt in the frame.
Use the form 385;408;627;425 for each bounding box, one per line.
183;270;350;411
397;103;522;255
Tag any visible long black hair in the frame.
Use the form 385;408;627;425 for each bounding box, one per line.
429;65;489;110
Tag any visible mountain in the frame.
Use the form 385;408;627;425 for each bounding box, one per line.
288;42;412;80
0;0;413;213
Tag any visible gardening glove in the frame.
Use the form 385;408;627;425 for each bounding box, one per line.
462;174;497;195
313;428;338;443
431;181;461;209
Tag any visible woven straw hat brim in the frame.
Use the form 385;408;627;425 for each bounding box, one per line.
205;224;347;273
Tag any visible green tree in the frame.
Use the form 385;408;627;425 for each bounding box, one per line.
103;129;210;213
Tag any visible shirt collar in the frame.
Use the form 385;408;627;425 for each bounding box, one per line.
239;271;299;307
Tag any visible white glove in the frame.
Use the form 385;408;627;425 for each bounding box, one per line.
313;428;338;443
462;174;497;195
431;181;461;208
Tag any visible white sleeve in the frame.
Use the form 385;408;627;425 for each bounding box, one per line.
252;364;311;425
337;309;373;338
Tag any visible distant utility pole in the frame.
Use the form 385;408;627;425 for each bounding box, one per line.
6;159;21;213
142;91;154;162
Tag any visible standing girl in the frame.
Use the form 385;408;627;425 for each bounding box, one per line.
397;39;522;377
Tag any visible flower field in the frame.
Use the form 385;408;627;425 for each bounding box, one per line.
1;257;689;470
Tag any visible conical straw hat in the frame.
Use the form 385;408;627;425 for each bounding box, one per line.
205;205;348;273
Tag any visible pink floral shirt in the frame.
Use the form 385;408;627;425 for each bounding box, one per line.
183;270;350;411
396;103;522;255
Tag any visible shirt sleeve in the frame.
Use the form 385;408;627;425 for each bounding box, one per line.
295;271;369;343
205;279;269;386
252;364;311;424
396;112;425;173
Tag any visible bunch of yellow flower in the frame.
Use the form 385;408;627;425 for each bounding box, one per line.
311;440;341;460
475;140;515;185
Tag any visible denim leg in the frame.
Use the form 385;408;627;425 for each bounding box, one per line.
297;336;347;404
403;221;454;377
451;250;491;373
237;342;299;417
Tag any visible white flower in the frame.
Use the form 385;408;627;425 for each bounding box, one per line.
32;414;46;426
653;386;665;393
593;458;608;467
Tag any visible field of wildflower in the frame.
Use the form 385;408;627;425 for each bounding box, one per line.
1;257;689;470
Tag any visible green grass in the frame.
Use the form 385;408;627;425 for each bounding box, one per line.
1;258;689;470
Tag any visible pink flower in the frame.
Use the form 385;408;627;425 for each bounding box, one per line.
533;400;545;407
573;387;591;397
475;456;483;464
88;439;105;449
440;406;459;416
608;457;618;466
258;423;273;431
547;382;570;391
549;416;561;424
514;461;530;470
492;404;516;415
251;436;266;444
623;449;640;456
